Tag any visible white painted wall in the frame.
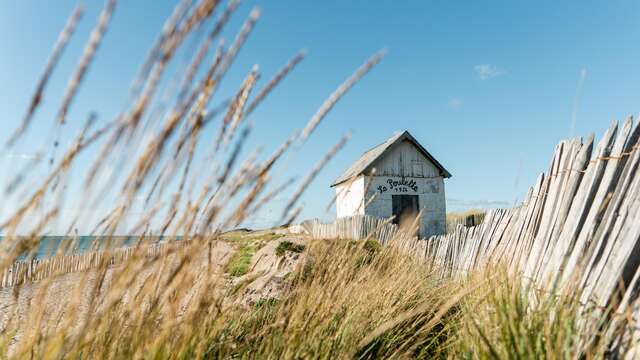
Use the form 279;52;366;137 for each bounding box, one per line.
364;176;446;238
333;139;447;238
335;176;365;218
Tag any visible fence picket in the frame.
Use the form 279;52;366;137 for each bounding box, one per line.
302;119;640;354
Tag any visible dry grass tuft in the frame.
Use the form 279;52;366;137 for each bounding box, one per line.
0;1;386;357
0;1;626;358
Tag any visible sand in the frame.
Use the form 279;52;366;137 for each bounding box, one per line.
0;241;235;352
0;234;309;353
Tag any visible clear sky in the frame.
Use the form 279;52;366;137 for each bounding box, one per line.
1;1;639;232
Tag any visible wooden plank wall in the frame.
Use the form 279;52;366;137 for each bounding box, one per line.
373;140;440;178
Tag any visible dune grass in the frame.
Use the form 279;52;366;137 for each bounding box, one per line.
204;239;456;358
0;235;618;358
450;272;615;358
3;237;605;359
0;0;627;358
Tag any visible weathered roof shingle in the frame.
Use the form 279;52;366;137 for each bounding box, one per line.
330;130;451;187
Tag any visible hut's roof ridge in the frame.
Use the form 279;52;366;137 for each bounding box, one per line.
330;130;451;187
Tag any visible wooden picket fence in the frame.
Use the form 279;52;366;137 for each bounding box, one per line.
416;119;640;354
309;119;640;304
421;119;640;307
0;241;179;289
302;215;418;245
445;212;485;233
2;118;639;353
305;118;640;354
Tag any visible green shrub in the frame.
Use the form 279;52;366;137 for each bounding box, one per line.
275;241;305;257
362;238;382;255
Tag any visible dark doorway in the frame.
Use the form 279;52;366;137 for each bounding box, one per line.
392;195;419;234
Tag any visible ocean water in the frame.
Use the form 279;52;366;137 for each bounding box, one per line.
2;236;182;260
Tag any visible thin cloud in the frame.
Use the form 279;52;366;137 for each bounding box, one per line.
6;153;37;160
448;98;463;110
474;64;505;80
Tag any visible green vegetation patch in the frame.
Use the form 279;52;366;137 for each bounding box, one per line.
224;232;286;277
362;238;382;254
275;241;305;257
225;244;256;277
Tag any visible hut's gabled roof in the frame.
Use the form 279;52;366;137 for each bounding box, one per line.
330;130;451;187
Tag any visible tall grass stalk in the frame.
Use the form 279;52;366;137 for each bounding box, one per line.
0;1;629;358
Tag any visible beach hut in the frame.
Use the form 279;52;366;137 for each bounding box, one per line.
331;131;451;238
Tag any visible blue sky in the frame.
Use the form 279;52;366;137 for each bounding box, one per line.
1;1;639;232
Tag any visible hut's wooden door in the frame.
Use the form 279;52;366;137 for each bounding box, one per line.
392;195;419;235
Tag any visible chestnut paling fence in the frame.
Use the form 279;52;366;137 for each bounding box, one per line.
0;242;179;288
305;118;640;354
2;118;640;353
445;212;485;233
301;215;418;245
421;118;640;312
